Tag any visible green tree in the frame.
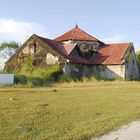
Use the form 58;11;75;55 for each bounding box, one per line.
0;41;20;59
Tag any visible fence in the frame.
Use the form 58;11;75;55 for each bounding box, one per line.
0;74;14;85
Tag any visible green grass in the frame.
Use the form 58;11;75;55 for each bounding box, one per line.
1;81;140;140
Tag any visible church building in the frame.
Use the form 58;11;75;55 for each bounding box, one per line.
5;25;139;80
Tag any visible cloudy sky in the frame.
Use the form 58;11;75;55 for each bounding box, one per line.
0;0;140;68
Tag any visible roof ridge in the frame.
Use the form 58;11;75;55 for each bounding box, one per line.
54;26;103;42
71;26;77;40
78;27;103;42
107;42;130;45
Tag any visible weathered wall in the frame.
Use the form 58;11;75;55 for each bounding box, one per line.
64;63;125;79
124;46;139;80
46;53;59;65
21;39;61;66
5;36;65;72
64;44;140;80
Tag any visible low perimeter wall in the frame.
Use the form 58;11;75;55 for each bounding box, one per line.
0;74;14;85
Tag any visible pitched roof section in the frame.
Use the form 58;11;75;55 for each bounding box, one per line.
58;43;77;56
7;34;129;66
54;25;103;43
38;35;130;65
68;56;90;64
36;35;77;58
92;43;130;65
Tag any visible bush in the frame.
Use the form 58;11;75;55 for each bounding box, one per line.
14;75;28;84
12;59;125;87
14;64;64;87
59;75;74;83
0;70;7;74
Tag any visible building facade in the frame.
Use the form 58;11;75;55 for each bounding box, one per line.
5;25;140;80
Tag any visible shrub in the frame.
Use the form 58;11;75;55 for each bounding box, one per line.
59;75;73;83
14;64;64;86
14;75;28;84
0;70;7;74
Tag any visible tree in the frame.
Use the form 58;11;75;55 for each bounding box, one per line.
0;41;20;59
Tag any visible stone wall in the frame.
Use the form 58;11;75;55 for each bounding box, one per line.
64;44;140;80
5;36;65;72
64;63;125;80
125;47;139;80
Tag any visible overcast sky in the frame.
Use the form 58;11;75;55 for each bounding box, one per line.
0;0;140;68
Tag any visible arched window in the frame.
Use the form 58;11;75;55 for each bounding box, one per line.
29;42;37;54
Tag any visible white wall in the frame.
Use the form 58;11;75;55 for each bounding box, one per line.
0;74;14;85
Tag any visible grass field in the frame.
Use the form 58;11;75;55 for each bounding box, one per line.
1;81;140;140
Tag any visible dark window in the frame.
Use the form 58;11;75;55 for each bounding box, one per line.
126;63;128;69
34;44;37;53
130;74;133;80
130;47;134;53
133;59;135;64
29;42;37;54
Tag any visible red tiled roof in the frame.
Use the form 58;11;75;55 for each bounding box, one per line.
58;43;77;56
54;25;103;43
91;43;130;65
37;35;76;58
68;56;90;64
37;35;130;65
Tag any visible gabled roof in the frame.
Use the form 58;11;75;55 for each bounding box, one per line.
68;43;130;65
54;25;103;43
68;56;90;64
39;35;129;65
92;43;130;65
36;35;77;58
6;34;130;66
6;34;70;64
58;43;77;56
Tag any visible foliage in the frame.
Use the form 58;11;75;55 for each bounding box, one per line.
59;75;75;83
0;41;20;59
14;64;63;87
22;56;35;74
13;62;124;87
12;56;124;87
0;69;6;74
0;41;19;50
